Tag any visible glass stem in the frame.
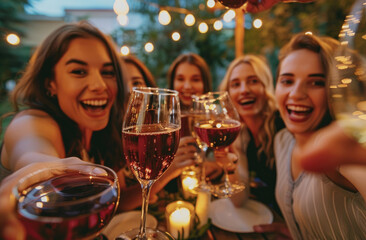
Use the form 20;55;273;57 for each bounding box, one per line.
139;180;154;240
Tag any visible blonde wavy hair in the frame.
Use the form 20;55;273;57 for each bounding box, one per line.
219;55;277;168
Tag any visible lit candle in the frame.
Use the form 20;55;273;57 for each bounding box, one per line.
169;207;191;239
195;190;211;227
182;176;198;199
166;201;194;239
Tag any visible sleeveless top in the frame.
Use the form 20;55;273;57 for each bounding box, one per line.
275;129;366;240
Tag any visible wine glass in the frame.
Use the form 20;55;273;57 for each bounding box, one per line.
122;87;180;240
193;91;245;198
13;163;119;240
329;0;366;146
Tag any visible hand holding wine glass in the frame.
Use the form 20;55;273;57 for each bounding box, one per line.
13;163;119;240
122;87;180;240
193;91;245;198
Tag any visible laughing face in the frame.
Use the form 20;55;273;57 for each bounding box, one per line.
228;62;266;121
275;49;327;135
49;37;118;134
173;62;204;108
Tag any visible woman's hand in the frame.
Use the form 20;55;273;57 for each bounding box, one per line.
253;222;292;240
0;157;86;240
299;122;366;172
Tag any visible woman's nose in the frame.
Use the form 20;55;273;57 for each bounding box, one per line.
183;80;192;89
289;82;307;99
89;71;107;91
239;82;250;93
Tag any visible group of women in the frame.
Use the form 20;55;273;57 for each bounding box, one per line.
1;0;366;238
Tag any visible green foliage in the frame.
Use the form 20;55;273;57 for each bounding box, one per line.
114;0;356;90
0;0;31;97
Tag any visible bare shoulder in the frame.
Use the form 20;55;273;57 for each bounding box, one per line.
4;109;63;146
9;109;58;128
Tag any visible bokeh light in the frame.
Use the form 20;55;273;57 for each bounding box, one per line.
172;32;181;41
158;10;171;25
184;14;195;26
6;34;20;45
144;42;154;53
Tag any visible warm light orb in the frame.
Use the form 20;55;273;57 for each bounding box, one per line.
253;18;262;29
223;10;236;22
120;46;130;55
213;20;223;31
113;0;129;15
117;14;128;26
198;22;208;33
207;0;216;8
158;10;171;25
145;42;154;53
172;32;181;41
184;14;195;26
6;33;20;45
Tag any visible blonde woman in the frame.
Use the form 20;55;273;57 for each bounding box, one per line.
219;54;284;212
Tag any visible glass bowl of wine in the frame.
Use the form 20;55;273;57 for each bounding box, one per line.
13;163;120;240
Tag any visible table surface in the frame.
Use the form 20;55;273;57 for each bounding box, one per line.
154;193;284;240
201;209;284;240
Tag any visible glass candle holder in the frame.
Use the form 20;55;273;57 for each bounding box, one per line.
180;166;200;199
165;201;195;239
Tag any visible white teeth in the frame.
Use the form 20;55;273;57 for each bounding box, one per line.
239;98;254;104
287;105;311;111
82;99;107;106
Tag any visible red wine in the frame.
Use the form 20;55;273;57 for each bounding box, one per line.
180;115;191;137
218;0;247;8
194;119;241;149
122;124;180;180
17;172;118;240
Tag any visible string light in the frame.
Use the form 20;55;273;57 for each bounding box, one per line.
113;0;129;15
207;0;215;8
213;20;223;30
145;42;154;53
253;18;262;29
6;33;20;45
120;45;130;55
172;32;181;41
223;9;236;22
117;14;128;26
184;14;195;26
198;22;208;33
158;10;171;25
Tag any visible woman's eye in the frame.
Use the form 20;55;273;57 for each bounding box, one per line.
280;78;293;85
248;78;259;84
70;69;87;76
132;81;143;86
192;77;202;83
102;70;115;78
311;79;326;87
229;81;240;88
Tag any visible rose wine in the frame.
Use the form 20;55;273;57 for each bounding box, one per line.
122;123;180;180
17;172;118;240
194;119;241;149
180;115;191;138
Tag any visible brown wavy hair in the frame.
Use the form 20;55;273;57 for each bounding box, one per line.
9;21;126;171
167;52;212;93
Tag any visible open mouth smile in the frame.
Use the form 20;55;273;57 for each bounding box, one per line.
286;104;313;121
81;99;108;111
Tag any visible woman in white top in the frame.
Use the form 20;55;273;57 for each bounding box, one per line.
274;33;366;239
